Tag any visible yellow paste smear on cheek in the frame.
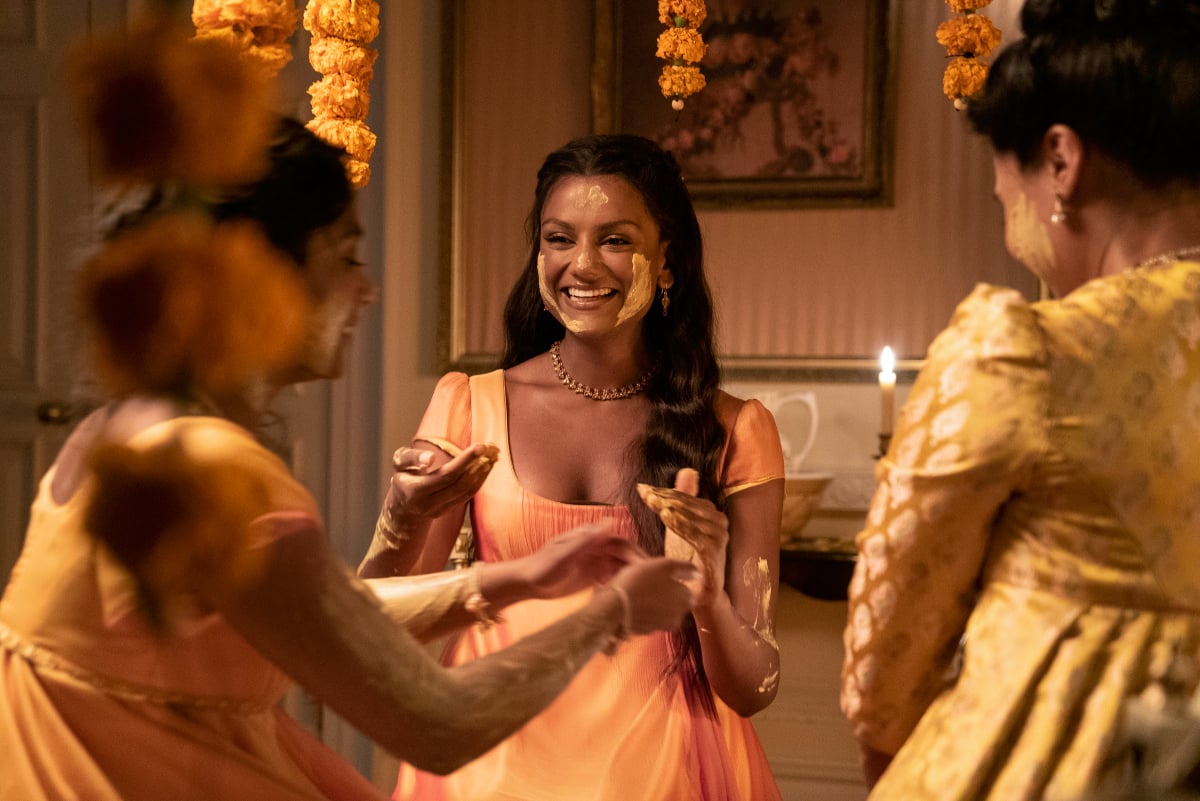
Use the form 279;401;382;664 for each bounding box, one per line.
615;253;653;326
1006;191;1055;278
538;253;584;333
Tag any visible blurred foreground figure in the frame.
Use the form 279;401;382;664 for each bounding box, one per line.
0;20;694;801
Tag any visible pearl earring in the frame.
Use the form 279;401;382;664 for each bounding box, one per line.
1050;193;1070;225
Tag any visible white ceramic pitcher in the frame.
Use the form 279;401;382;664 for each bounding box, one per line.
759;390;819;475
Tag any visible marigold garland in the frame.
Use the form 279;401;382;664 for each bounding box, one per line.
192;0;300;78
937;0;1001;110
304;0;380;188
657;0;707;110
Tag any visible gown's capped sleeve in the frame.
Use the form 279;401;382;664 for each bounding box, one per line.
841;282;1048;755
717;394;785;498
413;372;472;454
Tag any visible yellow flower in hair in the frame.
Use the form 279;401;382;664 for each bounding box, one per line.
308;73;372;121
936;14;1001;58
78;213;310;399
945;0;992;11
657;27;707;63
658;65;707;99
943;56;989;100
658;0;707;27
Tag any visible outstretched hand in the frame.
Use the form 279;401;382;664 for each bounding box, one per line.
517;522;648;600
607;556;697;635
636;468;730;608
384;443;499;523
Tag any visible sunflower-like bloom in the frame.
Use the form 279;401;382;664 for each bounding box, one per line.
192;0;299;77
658;0;707;27
657;27;707;64
70;20;273;186
936;14;1001;58
86;430;275;630
78;212;310;399
945;0;992;11
942;56;989;100
658;64;707;99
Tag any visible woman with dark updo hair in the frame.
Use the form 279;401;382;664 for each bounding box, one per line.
840;1;1200;798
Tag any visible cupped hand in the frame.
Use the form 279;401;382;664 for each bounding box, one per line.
518;521;648;600
636;467;729;608
607;556;697;635
384;443;499;522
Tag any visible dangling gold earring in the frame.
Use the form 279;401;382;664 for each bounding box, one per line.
660;287;670;317
1050;192;1070;225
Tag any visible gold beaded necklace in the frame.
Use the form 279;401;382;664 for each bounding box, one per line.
549;340;654;402
1132;245;1200;271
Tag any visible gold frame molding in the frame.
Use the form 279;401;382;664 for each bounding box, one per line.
592;0;898;210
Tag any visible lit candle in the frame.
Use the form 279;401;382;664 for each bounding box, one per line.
879;346;896;435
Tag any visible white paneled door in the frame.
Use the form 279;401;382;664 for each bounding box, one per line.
0;2;114;583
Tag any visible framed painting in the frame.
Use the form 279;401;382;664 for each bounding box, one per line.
592;0;897;208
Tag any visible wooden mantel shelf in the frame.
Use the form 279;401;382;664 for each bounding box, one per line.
779;538;857;601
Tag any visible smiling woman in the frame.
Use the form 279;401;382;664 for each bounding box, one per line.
363;133;788;801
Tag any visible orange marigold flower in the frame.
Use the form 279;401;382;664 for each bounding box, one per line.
658;64;707;99
942;56;989;100
308;73;371;120
658;0;707;27
70;20;273;186
309;34;378;82
78;213;309;398
657;27;707;64
303;0;380;44
936;14;1001;58
307;116;377;163
945;0;992;11
86;430;277;630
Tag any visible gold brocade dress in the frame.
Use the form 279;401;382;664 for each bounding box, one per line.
0;416;391;801
394;370;784;801
841;259;1200;801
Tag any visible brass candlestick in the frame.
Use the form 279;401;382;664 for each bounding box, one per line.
874;432;892;460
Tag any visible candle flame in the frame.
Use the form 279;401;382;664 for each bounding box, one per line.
880;346;895;375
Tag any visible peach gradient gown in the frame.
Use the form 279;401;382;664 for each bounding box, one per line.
843;260;1200;800
393;370;784;801
0;416;390;801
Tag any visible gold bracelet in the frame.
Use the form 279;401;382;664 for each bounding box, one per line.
464;567;503;629
601;584;632;656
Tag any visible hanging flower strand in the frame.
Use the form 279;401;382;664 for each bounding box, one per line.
304;0;381;188
191;0;300;79
657;0;707;111
937;0;1001;110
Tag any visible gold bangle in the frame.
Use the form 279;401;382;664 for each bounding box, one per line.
601;584;632;656
464;568;502;629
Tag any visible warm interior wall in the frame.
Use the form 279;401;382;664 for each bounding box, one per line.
446;0;1033;368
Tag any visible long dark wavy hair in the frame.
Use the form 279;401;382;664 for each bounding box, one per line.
501;134;724;698
966;0;1200;187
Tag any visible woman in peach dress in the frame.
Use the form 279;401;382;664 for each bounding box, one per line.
361;135;785;801
0;26;695;801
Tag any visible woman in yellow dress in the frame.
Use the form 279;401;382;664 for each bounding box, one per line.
0;25;696;801
361;134;786;800
840;1;1200;799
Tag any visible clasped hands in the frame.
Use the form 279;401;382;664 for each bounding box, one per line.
383;444;698;634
